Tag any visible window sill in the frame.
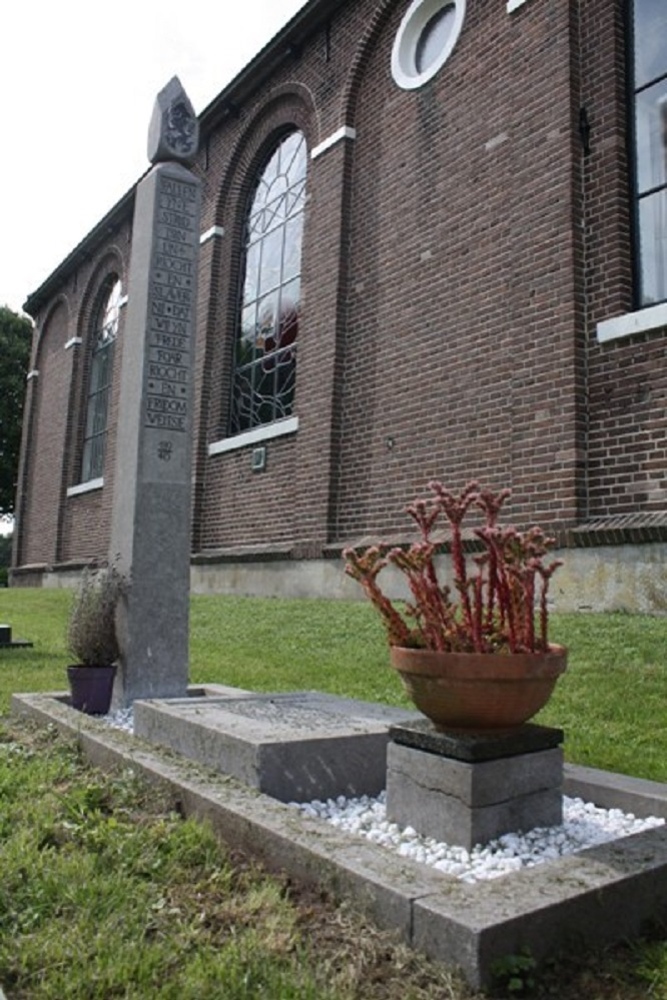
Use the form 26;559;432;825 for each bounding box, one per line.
597;302;667;343
67;478;103;497
208;416;299;456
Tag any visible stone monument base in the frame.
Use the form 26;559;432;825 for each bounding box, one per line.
386;721;564;850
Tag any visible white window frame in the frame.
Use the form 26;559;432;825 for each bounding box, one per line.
391;0;466;91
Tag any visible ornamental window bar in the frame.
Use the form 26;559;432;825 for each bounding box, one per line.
230;130;307;435
81;277;122;482
631;0;667;307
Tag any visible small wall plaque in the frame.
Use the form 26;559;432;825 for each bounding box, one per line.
252;446;267;472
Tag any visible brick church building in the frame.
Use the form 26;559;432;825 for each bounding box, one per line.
11;0;667;612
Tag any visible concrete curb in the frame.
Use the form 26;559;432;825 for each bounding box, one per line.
12;691;667;990
564;761;667;818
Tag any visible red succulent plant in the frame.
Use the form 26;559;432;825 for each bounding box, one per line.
343;481;562;654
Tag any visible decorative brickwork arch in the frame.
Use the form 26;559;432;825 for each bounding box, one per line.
33;293;71;366
340;0;396;130
214;83;319;222
75;249;126;343
16;298;71;566
202;89;317;443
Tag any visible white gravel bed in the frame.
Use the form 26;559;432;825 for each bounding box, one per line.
103;708;664;883
103;707;135;732
290;792;664;882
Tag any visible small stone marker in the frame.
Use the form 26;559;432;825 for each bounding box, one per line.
109;77;201;705
0;624;33;649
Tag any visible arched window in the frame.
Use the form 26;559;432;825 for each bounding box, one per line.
230;130;307;435
631;0;667;306
81;276;122;482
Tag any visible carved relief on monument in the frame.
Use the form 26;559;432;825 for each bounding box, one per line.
147;76;199;166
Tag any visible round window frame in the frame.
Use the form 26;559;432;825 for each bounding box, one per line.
391;0;466;91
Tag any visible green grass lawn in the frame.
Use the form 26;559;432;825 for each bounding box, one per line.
2;588;667;997
3;588;667;780
0;719;472;1000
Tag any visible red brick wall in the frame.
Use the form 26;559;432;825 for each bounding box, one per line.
190;3;381;553
334;0;585;541
14;0;667;578
582;0;667;518
16;235;131;569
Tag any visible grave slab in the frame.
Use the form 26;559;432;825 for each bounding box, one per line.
133;690;421;803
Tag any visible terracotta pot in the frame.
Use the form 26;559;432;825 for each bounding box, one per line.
67;664;117;715
389;645;567;733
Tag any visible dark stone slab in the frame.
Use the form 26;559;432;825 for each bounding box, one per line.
0;624;33;649
388;719;564;763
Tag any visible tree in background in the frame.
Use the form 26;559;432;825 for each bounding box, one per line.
0;306;32;519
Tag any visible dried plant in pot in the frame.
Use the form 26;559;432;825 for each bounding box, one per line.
66;564;126;715
343;481;567;733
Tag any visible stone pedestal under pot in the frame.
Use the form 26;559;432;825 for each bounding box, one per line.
386;721;564;850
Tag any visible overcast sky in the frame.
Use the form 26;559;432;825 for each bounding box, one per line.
2;0;306;317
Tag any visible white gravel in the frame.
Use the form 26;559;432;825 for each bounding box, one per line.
103;707;134;732
103;707;664;883
290;792;664;882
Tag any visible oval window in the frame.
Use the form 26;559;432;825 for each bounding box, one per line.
415;5;456;75
392;0;466;91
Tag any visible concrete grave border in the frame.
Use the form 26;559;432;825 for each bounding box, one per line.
11;688;667;990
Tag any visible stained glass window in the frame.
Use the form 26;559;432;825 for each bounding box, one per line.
81;277;121;482
631;0;667;306
230;131;307;434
